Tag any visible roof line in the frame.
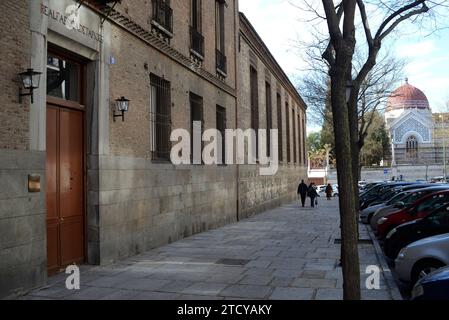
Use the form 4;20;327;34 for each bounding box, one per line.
239;12;307;110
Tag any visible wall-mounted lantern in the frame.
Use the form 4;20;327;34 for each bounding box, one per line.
19;68;42;104
113;96;130;122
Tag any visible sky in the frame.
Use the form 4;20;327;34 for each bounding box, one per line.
239;0;449;133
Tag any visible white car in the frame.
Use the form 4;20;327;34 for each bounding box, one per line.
395;233;449;284
318;185;339;197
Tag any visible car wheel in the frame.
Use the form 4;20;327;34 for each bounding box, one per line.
334;193;339;197
411;259;445;285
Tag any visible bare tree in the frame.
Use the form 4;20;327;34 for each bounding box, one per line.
297;0;448;300
298;49;406;155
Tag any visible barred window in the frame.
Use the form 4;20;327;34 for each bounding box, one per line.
216;105;227;165
302;117;306;164
298;113;303;164
150;74;172;161
190;92;204;164
285;101;291;163
250;66;259;158
293;107;297;164
265;82;272;157
406;135;419;160
215;0;227;74
276;92;283;161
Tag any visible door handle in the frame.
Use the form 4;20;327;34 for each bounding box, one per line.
60;217;65;222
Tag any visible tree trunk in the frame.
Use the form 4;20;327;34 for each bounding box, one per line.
330;65;361;300
348;87;361;215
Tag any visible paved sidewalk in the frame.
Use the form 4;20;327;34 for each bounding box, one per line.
22;199;394;300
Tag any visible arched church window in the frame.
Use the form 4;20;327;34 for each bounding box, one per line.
406;135;419;159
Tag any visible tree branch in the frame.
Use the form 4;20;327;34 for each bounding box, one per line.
356;0;374;47
375;1;429;41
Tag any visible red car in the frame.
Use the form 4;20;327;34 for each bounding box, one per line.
376;190;449;239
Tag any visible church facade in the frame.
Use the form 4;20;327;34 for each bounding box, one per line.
385;80;448;166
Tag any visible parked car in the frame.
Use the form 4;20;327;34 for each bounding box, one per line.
360;190;411;224
370;186;449;231
366;183;435;209
332;184;339;197
411;266;449;300
395;233;449;285
384;204;449;259
360;182;416;210
376;190;449;239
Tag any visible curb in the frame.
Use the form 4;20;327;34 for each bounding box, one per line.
366;225;403;300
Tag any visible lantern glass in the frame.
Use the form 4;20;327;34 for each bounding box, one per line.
31;72;41;88
21;73;32;89
116;97;130;112
20;69;41;89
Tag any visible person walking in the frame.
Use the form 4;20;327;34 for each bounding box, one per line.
308;183;319;208
325;183;333;200
297;180;308;208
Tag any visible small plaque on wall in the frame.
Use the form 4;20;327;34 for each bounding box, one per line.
28;174;41;193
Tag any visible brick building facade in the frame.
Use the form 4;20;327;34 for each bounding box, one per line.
0;0;307;298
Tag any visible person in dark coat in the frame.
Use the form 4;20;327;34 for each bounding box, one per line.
297;180;308;207
308;183;319;208
325;183;333;200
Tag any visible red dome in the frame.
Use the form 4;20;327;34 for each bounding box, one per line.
387;82;430;110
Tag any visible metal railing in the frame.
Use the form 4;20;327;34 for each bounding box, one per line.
190;27;204;57
216;49;227;74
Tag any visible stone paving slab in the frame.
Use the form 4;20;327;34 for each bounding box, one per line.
22;199;395;300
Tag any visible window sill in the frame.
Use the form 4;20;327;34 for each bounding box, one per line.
151;20;173;39
190;49;204;61
216;68;227;78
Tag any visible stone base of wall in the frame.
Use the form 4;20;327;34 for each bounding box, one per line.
0;149;46;299
238;164;307;219
91;156;239;265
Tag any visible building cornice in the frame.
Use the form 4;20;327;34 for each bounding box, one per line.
239;12;307;111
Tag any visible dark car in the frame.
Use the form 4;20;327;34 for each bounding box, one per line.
411;266;449;300
368;184;437;207
384;204;449;259
360;182;416;210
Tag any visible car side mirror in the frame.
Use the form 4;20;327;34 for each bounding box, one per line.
394;201;405;209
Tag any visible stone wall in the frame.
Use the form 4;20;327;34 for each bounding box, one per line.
238;165;307;219
100;19;240;263
237;16;308;217
0;150;46;298
0;0;47;299
92;156;238;265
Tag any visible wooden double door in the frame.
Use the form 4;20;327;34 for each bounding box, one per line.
46;102;85;275
46;46;87;275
